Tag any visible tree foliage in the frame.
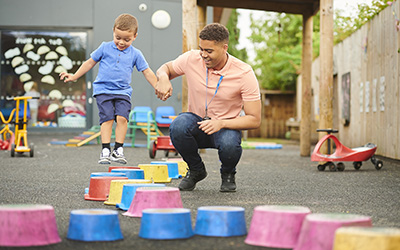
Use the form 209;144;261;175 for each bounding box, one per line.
226;0;392;91
226;9;248;62
334;0;393;44
247;12;320;90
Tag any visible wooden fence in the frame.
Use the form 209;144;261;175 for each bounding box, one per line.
297;1;400;160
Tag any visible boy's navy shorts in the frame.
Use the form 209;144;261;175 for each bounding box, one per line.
95;94;131;124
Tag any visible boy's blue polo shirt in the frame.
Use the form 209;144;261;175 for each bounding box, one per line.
91;41;149;98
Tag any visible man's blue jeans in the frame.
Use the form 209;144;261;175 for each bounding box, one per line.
170;112;242;173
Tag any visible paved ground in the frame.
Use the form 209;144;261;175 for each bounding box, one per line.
1;133;399;250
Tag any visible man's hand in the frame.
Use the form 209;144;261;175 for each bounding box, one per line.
197;119;224;135
155;76;173;101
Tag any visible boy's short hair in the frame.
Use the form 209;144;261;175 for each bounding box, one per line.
199;23;229;44
114;14;138;34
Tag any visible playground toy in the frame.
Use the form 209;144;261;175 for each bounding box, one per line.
151;161;181;179
7;96;39;157
333;226;400;250
0;108;15;151
293;213;372;250
123;187;183;218
0;204;61;247
245;205;311;249
84;176;128;201
139;208;194;240
194;206;247;237
138;164;172;183
311;129;383;171
149;115;178;158
104;179;151;206
67;209;123;242
116;183;166;211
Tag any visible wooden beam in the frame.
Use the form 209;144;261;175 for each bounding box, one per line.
319;0;334;153
300;10;313;156
182;0;199;112
204;0;316;14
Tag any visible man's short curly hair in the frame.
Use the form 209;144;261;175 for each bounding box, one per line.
114;14;138;34
199;23;229;44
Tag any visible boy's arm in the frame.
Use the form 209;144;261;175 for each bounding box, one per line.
59;58;97;83
142;68;157;89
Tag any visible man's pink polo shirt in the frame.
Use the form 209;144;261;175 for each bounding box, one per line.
172;50;260;120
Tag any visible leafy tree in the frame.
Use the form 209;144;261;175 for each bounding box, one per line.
226;0;391;90
226;9;248;62
334;0;392;44
246;12;320;90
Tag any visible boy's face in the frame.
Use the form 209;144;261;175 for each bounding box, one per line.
113;28;137;51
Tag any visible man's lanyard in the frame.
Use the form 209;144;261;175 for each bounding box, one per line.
204;68;223;120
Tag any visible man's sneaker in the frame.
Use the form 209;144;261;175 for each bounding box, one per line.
98;148;111;164
220;172;236;192
178;167;207;191
111;147;127;164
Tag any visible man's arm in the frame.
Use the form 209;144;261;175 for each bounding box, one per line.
198;99;262;135
155;61;180;101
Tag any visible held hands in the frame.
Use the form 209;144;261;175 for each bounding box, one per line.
155;77;173;101
59;72;75;83
198;119;223;135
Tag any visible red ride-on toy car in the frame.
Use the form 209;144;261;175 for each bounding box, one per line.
149;115;179;159
149;136;178;159
311;128;383;171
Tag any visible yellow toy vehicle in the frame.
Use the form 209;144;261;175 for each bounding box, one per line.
9;96;39;157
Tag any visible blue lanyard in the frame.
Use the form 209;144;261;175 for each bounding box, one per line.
205;68;223;117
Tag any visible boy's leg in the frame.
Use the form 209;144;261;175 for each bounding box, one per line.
170;112;210;191
111;115;128;164
98;120;113;164
111;95;130;164
214;129;242;192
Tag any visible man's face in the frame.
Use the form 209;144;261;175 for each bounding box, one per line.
199;39;228;70
113;28;137;51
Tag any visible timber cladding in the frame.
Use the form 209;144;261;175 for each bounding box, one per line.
304;1;400;160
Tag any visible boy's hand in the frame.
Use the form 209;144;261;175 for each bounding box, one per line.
155;77;173;101
59;72;74;83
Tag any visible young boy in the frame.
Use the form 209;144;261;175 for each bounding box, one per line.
60;14;157;164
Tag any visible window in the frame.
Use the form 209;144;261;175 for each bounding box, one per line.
0;30;88;128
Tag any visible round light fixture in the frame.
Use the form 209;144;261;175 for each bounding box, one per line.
151;10;171;29
138;3;147;12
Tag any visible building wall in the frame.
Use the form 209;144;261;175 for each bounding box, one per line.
0;0;183;130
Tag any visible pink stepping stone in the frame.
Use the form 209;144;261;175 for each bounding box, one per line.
294;213;372;250
0;204;61;247
245;205;311;248
123;187;183;217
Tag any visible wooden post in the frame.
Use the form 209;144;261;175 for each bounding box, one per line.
300;11;313;156
319;0;334;153
182;0;202;112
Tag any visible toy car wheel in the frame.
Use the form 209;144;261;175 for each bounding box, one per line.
29;143;34;157
328;162;337;172
317;164;325;171
337;162;345;171
353;161;362;170
149;140;156;159
11;144;15;157
375;160;383;170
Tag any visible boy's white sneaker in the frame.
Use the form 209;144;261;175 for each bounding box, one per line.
98;148;111;164
111;147;127;164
